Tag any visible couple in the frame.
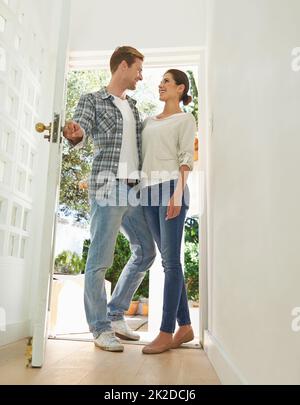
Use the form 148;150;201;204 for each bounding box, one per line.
63;46;197;354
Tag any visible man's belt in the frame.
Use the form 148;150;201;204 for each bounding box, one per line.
116;179;140;188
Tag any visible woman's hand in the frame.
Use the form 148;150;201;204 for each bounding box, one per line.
166;190;182;220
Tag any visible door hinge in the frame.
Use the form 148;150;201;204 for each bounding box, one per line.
25;337;33;368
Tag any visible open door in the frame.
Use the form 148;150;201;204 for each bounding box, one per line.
31;0;71;368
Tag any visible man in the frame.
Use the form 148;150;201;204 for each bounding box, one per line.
63;46;156;352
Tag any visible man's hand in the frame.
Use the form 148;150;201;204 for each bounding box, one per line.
63;121;84;145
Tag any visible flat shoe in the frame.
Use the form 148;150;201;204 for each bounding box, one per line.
171;329;194;349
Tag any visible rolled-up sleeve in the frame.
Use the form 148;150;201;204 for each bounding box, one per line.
72;93;95;148
178;114;197;170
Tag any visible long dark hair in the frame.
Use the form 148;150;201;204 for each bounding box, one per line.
166;69;192;106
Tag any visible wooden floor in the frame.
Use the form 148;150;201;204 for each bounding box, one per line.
0;339;221;385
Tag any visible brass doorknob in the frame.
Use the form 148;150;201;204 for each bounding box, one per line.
35;122;51;133
35;122;52;141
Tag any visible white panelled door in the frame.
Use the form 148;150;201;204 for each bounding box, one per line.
30;1;71;367
0;0;70;367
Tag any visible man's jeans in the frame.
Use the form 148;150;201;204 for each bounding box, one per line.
84;182;156;338
142;180;191;333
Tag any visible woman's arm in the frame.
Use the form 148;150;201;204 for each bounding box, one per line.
166;114;197;220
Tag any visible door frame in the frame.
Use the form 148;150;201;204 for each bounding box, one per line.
67;46;209;345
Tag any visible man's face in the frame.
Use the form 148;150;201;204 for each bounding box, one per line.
125;58;143;90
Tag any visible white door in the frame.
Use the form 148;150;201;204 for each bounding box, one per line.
0;0;70;366
31;1;71;367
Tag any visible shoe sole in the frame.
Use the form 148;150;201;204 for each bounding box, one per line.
94;342;124;352
142;347;171;354
115;332;140;341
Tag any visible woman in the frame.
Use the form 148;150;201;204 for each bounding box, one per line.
141;69;197;354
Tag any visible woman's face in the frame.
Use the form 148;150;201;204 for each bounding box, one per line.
159;73;184;103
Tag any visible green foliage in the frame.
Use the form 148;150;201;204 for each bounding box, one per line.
54;250;85;275
105;232;132;292
184;216;199;302
65;70;110;122
81;239;90;274
59;142;92;222
185;216;199;244
183;70;199;126
184;242;199;302
133;272;149;300
105;231;150;299
81;233;149;299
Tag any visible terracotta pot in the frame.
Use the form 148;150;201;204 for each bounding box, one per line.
142;303;148;316
125;300;139;316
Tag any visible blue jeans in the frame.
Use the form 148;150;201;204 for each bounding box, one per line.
84;182;156;338
142;181;191;333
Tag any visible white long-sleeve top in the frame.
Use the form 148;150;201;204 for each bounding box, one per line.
141;112;197;187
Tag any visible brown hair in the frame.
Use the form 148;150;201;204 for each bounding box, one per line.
166;69;192;106
110;46;144;74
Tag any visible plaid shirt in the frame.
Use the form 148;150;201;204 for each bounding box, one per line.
73;87;143;200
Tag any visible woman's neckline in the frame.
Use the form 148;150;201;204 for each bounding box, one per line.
153;112;186;121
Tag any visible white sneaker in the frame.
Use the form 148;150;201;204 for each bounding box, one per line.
94;331;124;352
111;319;140;341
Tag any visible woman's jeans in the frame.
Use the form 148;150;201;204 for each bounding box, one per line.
85;181;156;338
142;180;191;333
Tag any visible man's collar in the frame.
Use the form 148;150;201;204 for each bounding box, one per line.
99;87;137;105
126;95;137;105
99;87;113;100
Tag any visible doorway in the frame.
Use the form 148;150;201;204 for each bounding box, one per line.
48;48;207;348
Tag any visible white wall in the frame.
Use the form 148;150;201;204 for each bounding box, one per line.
70;0;206;52
206;0;300;384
